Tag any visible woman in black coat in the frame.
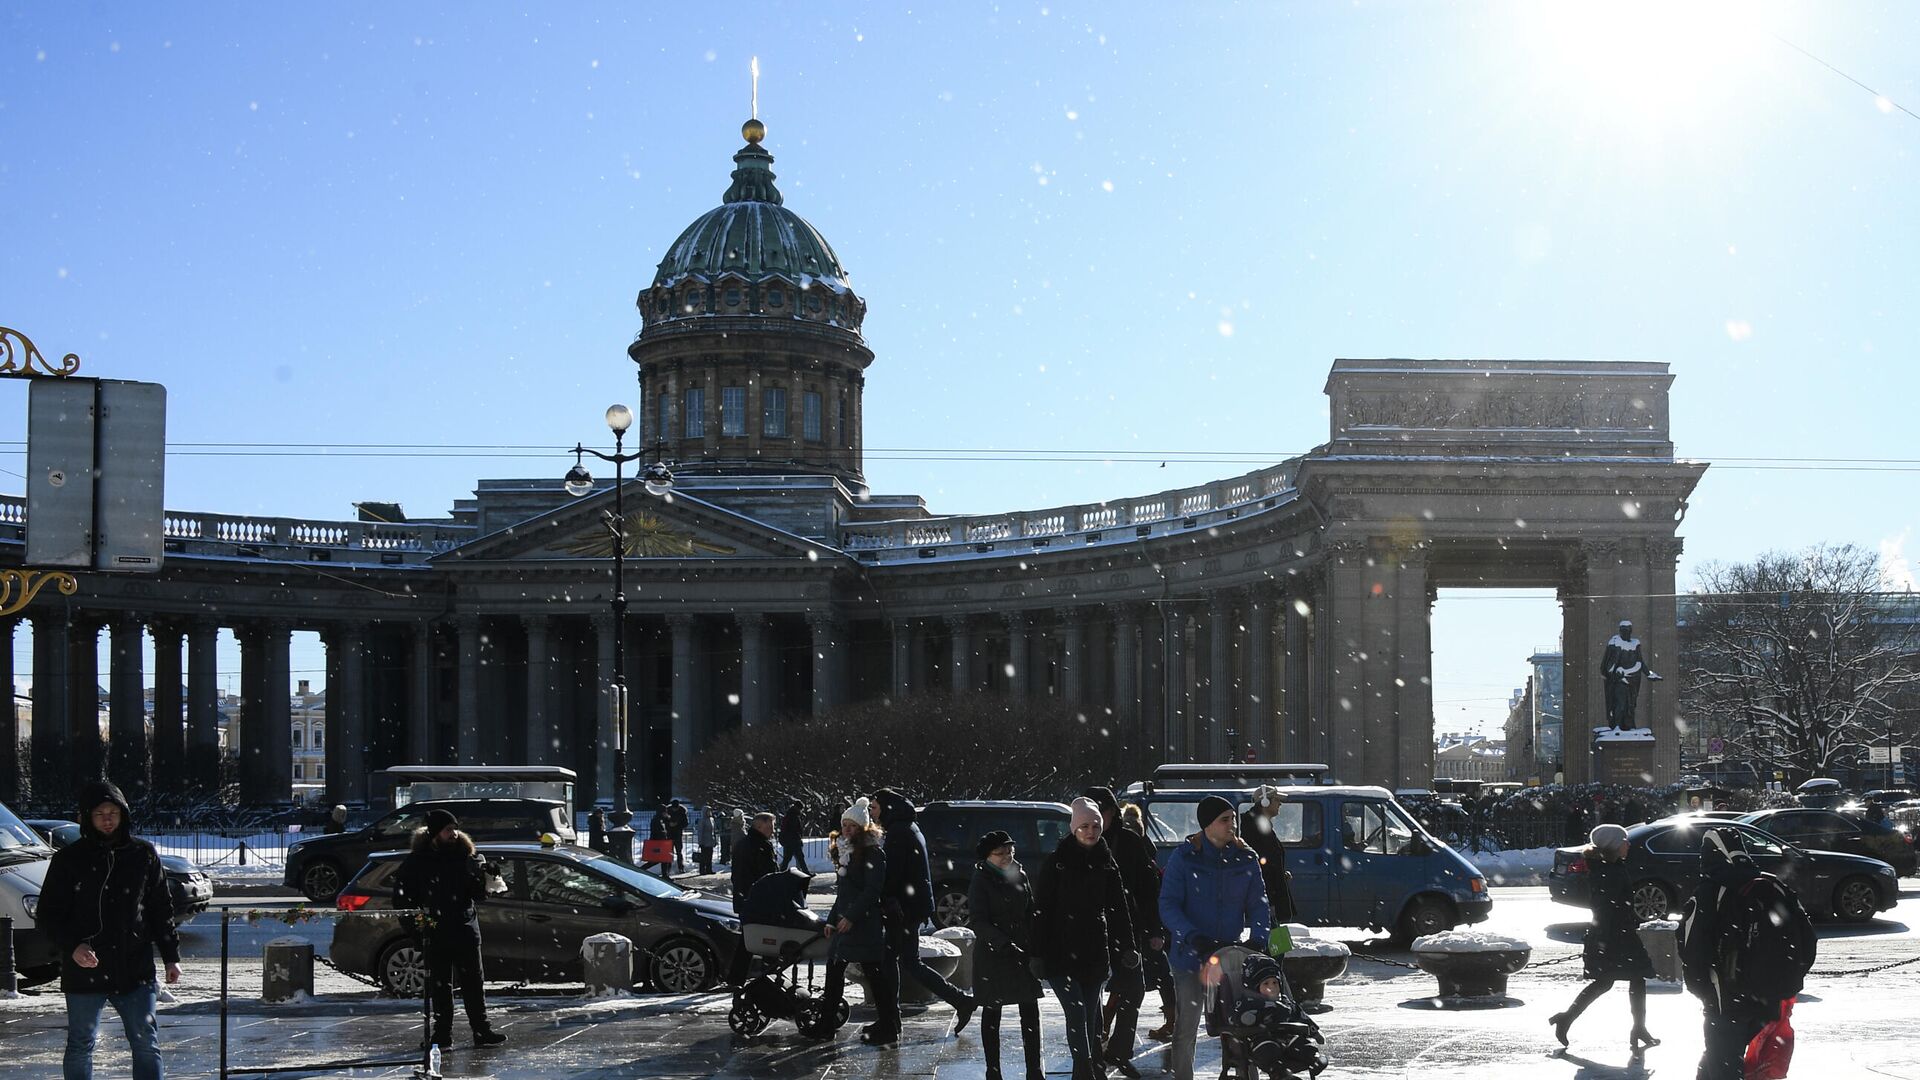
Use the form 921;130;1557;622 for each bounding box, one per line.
1550;824;1659;1050
968;831;1044;1080
1034;798;1138;1080
821;799;902;1046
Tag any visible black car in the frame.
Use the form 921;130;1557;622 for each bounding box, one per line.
914;800;1073;927
1548;816;1900;923
284;798;575;901
27;819;213;925
1739;808;1917;877
329;841;740;996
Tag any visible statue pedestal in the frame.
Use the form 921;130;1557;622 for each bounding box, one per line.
1593;728;1656;785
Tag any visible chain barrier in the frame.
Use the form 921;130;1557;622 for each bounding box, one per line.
1809;954;1920;978
1347;948;1584;973
314;952;385;990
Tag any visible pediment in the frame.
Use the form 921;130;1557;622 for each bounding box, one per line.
435;487;822;563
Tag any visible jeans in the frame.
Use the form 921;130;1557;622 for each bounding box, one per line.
1105;959;1147;1059
888;927;973;1010
982;999;1043;1080
1170;968;1208;1080
1052;975;1108;1080
65;983;163;1080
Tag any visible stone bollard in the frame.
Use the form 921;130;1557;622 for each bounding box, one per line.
262;939;315;1003
1637;920;1682;982
1409;931;1531;1001
930;926;976;992
581;933;633;995
858;936;963;1003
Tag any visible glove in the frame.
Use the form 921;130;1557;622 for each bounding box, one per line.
1118;950;1142;970
1190;934;1223;957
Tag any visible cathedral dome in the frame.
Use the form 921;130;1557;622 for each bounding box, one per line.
650;124;851;292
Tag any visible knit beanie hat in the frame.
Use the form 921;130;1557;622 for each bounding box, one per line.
1197;795;1236;829
840;796;872;829
424;808;459;834
977;830;1014;859
1589;823;1629;852
1070;797;1104;834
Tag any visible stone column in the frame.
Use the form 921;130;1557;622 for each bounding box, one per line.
1394;551;1435;789
408;622;436;765
335;624;369;804
667;614;698;783
591;614;618;798
1164;609;1189;758
455;615;482;763
808;611;844;716
1141;608;1166;759
30;613;72;803
908;619;930;693
1246;585;1275;761
524;617;552;764
1001;613;1030;698
946;615;972;695
187;620;220;795
1568;539;1629;785
1282;582;1312;763
890;619;913;698
737;613;770;729
1110;607;1139;728
1059;610;1086;704
1323;538;1371;783
69;619;103;790
1646;537;1685;783
150;622;184;797
0;620;18;803
240;621;295;807
1207;593;1235;762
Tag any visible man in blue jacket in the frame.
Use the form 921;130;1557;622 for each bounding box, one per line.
1158;795;1271;1080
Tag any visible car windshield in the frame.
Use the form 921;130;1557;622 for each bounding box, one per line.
569;852;699;901
0;803;51;852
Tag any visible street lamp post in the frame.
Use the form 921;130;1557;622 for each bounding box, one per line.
564;404;673;864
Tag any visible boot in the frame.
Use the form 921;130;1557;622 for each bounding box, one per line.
1548;1012;1572;1048
1630;1026;1660;1050
1146;1002;1175;1042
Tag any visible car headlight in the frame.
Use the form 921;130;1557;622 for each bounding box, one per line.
1877;865;1897;876
20;894;37;920
707;914;741;933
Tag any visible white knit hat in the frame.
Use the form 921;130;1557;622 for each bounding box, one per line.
841;796;872;829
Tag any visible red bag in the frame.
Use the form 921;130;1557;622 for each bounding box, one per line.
640;839;675;865
1744;999;1796;1080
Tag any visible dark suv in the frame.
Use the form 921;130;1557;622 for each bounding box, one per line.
915;800;1072;927
1740;808;1917;877
283;798;574;901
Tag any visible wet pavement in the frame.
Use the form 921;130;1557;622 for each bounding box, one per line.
4;885;1916;1077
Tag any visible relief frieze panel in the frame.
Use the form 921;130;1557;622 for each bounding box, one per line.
1339;390;1656;432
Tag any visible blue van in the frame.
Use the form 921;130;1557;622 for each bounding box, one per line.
1124;766;1491;943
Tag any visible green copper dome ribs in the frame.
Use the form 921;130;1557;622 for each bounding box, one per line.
722;142;783;206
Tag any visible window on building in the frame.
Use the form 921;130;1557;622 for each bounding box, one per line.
721;387;746;435
316;764;325;779
292;764;304;780
803;391;823;442
768;288;784;308
313;729;322;748
763;387;789;437
684;388;706;438
658;388;671;441
291;728;302;748
725;288;741;307
837;393;848;446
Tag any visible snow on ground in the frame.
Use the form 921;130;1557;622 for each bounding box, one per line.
1410;929;1532;953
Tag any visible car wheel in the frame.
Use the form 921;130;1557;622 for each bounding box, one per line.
377;938;428;998
649;938;717;994
1832;876;1879;923
933;886;970;929
301;861;344;902
1391;896;1454;946
1629;880;1674;921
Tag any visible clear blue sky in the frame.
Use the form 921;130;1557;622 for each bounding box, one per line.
6;2;1917;733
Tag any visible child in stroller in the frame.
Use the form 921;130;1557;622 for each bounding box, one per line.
727;869;848;1039
1202;944;1329;1080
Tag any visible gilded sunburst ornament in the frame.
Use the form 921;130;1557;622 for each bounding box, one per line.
563;512;737;558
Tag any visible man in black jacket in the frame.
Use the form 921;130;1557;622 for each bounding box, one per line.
1086;786;1160;1078
1239;786;1298;924
872;788;976;1035
779;800;809;872
726;812;783;986
40;780;180;1080
394;809;507;1050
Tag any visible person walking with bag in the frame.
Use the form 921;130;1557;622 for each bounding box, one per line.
779;800;810;873
1034;797;1138;1080
1548;824;1659;1050
1084;786;1159;1078
1679;828;1816;1080
1159;795;1270;1080
819;798;902;1046
696;805;718;875
393;809;508;1050
872;788;977;1035
39;780;181;1080
969;830;1045;1080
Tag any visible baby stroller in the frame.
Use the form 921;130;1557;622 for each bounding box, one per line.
727;869;848;1039
1202;944;1329;1080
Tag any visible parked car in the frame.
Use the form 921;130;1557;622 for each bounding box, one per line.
1548;816;1899;923
1739;808;1917;877
330;840;740;996
0;801;59;983
1794;778;1846;808
284;797;575;901
915;800;1073;927
1126;780;1491;943
27;818;213;925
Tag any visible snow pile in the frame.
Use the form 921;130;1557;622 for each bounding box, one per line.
263;990;315;1006
1284;939;1351;959
579;932;632;962
265;937;310;948
918;937;961;960
1467;847;1557;887
1410;930;1531;954
1593;726;1657;743
1639;919;1679;932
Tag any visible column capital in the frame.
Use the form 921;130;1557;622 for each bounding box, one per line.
805;609;843;633
665;612;697;633
452;612;484;633
1321;535;1373;562
1648;536;1685;566
1207;590;1235;618
523;613;553;634
146;618;186;642
734;611;769;633
943;613;970;633
1000;610;1030;631
1053;605;1087;628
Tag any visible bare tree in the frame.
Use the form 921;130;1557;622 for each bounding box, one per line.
1681;544;1920;787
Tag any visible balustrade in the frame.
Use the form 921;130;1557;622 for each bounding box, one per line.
5;493;469;564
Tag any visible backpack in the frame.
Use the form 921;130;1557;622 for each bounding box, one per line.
1715;874;1816;1001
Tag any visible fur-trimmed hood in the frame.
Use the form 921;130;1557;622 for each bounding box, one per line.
410;826;476;857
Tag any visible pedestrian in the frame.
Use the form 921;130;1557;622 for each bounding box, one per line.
819;798;902;1046
696;804;718;875
718;806;738;867
665;798;690;873
780;799;810;873
1159;795;1271;1080
728;807;747;865
1679;828;1816;1080
393;808;507;1050
968;830;1044;1080
871;788;977;1035
38;780;181;1080
1548;824;1659;1050
726;811;783;987
1085;786;1161;1078
648;802;674;880
325;804;349;835
1238;785;1298;925
1034;797;1138;1080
